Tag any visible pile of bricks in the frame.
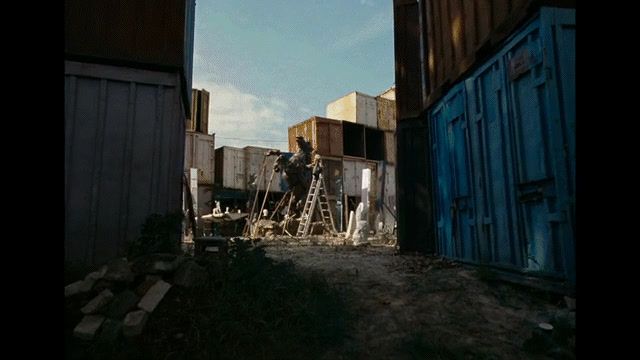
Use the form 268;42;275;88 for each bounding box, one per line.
65;254;208;342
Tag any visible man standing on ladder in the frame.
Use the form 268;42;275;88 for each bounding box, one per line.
307;151;323;180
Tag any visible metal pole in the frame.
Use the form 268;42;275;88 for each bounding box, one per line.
253;163;277;236
243;155;268;236
270;190;291;221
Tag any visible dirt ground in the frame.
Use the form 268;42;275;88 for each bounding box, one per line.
262;238;575;360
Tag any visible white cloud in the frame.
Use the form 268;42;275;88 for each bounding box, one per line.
332;11;391;51
192;80;290;151
360;0;375;6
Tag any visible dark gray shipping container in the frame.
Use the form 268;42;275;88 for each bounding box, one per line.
65;61;187;265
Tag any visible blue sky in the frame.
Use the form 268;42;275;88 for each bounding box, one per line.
192;0;395;151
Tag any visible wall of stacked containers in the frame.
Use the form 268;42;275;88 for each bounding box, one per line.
288;118;344;229
65;0;196;116
428;7;575;286
420;0;576;109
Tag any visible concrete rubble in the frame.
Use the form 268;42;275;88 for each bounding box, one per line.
103;258;134;283
173;260;208;288
81;289;114;315
73;315;106;341
104;290;139;319
123;310;149;337
138;280;172;313
65;253;212;343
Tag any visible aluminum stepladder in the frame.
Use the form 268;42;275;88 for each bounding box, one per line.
295;170;337;237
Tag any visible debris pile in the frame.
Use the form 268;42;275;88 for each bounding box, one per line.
65;253;208;344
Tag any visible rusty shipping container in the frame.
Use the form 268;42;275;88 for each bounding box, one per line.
288;116;343;157
393;0;575;117
188;89;210;133
65;0;196;113
65;61;188;265
384;131;396;164
184;131;215;185
376;163;397;233
376;96;397;131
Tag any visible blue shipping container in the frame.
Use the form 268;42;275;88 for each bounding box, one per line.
428;7;575;285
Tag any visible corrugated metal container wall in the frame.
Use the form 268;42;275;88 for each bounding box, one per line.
188;89;197;131
342;158;366;198
430;84;478;263
423;0;575;107
375;163;397;232
356;93;378;128
383;164;397;231
313;117;344;157
429;8;575;285
366;161;379;229
183;0;196;105
184;131;215;185
384;131;396;164
342;158;379;229
326;93;357;124
288;117;343;157
198;89;210;133
393;0;428;121
217;147;246;191
65;61;186;265
197;186;213;216
321;157;343;230
188;89;210;133
323;158;343;198
396;117;435;252
65;0;196;115
376;96;397;131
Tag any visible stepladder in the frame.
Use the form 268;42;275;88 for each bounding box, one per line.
296;173;337;237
